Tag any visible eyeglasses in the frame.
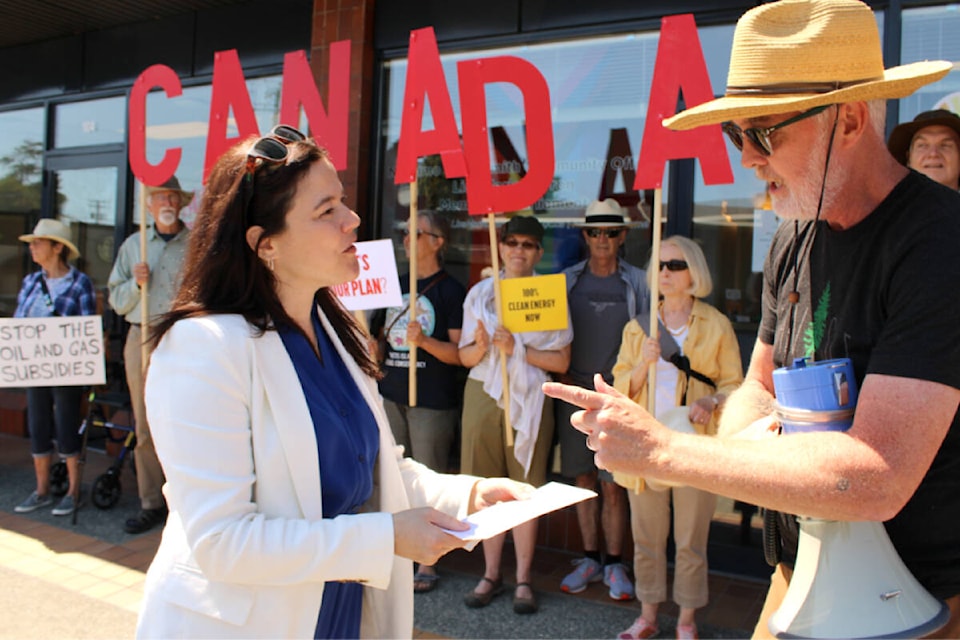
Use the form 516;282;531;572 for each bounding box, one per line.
659;259;689;272
403;229;442;239
242;125;308;228
585;228;624;239
721;105;830;156
502;238;541;250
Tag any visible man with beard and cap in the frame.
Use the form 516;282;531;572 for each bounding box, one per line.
888;109;960;191
543;1;960;638
108;176;193;534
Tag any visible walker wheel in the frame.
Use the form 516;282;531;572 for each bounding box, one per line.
50;461;69;497
91;473;121;509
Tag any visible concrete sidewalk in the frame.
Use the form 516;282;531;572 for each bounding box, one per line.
0;433;766;638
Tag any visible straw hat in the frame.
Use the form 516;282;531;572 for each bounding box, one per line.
580;198;639;227
19;218;80;261
664;0;952;131
887;109;960;165
145;175;194;208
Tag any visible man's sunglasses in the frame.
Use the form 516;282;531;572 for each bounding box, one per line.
585;228;623;238
502;238;541;250
659;259;689;272
242;125;308;227
721;105;830;156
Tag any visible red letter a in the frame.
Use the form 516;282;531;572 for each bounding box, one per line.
394;27;466;185
634;14;733;190
203;49;261;183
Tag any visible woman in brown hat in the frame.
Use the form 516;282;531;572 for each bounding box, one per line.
887;109;960;190
13;218;96;517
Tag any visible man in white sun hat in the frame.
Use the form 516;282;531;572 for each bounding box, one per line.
543;1;960;638
556;198;647;603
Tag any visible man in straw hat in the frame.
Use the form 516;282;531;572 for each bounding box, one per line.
543;1;960;637
888;109;960;191
108;176;193;535
556;198;647;602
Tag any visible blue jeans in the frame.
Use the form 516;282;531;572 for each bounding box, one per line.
26;386;83;457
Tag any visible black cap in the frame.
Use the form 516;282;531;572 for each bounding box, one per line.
500;216;544;242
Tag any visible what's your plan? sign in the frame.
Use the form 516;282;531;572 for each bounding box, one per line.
0;316;106;387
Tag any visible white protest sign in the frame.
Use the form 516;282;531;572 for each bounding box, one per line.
331;239;403;311
0;316;106;388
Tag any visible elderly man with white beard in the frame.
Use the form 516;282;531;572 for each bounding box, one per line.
108;176;193;535
545;2;960;638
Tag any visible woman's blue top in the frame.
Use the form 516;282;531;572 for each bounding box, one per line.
278;306;380;640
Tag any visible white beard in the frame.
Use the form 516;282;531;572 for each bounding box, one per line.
158;209;179;227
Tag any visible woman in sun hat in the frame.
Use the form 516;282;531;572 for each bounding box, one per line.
13;218;96;518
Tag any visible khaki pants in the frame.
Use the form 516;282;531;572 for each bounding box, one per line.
627;484;717;609
753;564;960;639
124;324;166;510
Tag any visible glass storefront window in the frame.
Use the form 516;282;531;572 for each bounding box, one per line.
53;167;120;295
54;96;126;148
379;32;677;287
0;107;45;317
142;75;290;227
900;5;960;119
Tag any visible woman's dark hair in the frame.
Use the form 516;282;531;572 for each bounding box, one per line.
150;134;379;378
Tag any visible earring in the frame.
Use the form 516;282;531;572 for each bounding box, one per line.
267;258;275;272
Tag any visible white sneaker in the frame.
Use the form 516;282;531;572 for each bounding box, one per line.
51;495;76;516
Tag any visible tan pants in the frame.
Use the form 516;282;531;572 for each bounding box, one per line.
627;484;717;609
124;324;166;510
753;564;960;639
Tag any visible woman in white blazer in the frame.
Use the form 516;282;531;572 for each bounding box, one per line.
137;126;528;639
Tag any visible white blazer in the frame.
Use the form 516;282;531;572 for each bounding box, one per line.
136;310;477;638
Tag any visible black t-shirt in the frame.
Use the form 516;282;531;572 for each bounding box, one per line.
377;270;467;410
760;171;960;599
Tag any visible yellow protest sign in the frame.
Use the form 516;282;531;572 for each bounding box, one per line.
500;273;568;333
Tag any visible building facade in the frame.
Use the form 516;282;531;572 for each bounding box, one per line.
0;0;957;564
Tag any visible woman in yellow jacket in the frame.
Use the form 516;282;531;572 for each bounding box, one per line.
612;236;743;640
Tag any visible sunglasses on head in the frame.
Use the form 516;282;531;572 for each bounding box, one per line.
721;105;830;156
585;227;623;238
242;125;308;228
659;259;689;272
502;238;540;250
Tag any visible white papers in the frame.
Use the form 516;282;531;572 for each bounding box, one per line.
446;482;597;542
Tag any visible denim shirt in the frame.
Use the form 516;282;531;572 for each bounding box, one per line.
562;258;650;319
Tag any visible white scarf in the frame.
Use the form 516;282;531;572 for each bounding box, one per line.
462;277;572;476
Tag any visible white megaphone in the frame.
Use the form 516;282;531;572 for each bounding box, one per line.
767;358;949;639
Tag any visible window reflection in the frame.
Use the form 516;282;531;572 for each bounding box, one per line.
142;75;289;227
54;97;126;148
53;167;119;294
0;107;44;316
901;6;960;119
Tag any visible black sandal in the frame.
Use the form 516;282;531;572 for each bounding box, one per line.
463;576;504;608
513;582;538;614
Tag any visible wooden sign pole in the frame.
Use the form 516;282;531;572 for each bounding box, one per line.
487;214;513;447
647;187;663;417
407;180;419;407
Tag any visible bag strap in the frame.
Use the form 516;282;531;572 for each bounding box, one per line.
636;311;716;403
383;272;447;337
36;273;61;317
